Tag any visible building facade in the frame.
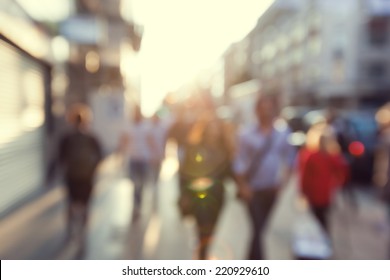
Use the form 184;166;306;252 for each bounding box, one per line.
0;0;54;216
229;0;390;110
60;0;143;154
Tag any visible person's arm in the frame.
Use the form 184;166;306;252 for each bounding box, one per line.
232;131;252;202
373;142;389;188
93;136;104;164
46;153;58;186
118;131;130;155
147;132;159;163
332;154;350;187
233;174;252;202
282;131;297;188
46;135;65;186
301;154;314;197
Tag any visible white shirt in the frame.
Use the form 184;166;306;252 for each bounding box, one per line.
233;121;296;190
123;120;152;161
148;119;171;163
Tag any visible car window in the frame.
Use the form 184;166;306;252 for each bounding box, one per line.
347;116;378;148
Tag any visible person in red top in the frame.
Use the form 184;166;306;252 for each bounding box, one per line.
298;123;349;233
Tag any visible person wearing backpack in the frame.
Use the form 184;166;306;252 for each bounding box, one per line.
47;104;103;253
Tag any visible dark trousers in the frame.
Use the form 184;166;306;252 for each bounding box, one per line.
193;185;224;260
129;160;149;210
65;178;94;259
310;205;330;234
65;178;93;236
387;205;390;260
247;188;278;260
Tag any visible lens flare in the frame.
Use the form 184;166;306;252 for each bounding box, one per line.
197;192;207;199
189;177;214;192
195;153;203;162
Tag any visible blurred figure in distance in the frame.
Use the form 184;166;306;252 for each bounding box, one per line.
148;111;172;209
298;122;349;234
47;103;103;256
167;102;196;217
373;103;390;259
119;106;153;221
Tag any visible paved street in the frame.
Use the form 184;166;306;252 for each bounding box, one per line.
1;146;389;260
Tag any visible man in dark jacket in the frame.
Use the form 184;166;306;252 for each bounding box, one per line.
48;104;103;255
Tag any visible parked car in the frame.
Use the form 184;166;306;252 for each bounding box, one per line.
302;109;327;129
339;111;379;185
281;106;312;132
281;106;313;148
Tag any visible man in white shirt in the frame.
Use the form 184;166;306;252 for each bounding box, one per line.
119;106;153;220
233;93;296;260
148;113;172;185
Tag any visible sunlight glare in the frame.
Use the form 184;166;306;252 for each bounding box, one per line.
130;0;274;114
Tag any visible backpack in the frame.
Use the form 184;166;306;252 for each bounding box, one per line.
62;132;101;181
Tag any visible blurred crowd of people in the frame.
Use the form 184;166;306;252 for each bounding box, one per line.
47;90;390;260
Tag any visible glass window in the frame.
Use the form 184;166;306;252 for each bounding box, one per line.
308;36;322;55
261;45;277;61
292;48;303;65
309;65;321;81
368;16;388;46
367;62;387;80
277;36;289;52
293;24;305;43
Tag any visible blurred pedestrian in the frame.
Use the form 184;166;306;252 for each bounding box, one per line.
148;112;171;185
233;93;296;260
167;104;195;216
298;123;349;234
373;103;390;258
324;107;355;206
147;112;172;209
325;107;348;153
47;103;103;254
119;106;153;221
179;103;234;259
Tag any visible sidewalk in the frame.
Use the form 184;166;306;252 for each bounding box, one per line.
0;155;122;260
266;178;390;260
332;190;389;259
1;151;388;260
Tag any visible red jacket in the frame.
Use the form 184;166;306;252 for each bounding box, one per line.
298;148;349;207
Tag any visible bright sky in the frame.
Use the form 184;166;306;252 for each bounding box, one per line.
16;0;73;21
15;0;274;115
130;0;274;115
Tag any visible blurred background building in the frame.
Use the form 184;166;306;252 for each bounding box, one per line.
1;0;389;261
219;0;390;125
59;0;143;154
0;0;54;217
0;0;142;217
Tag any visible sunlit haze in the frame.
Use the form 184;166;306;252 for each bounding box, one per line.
16;0;72;21
130;0;274;115
15;0;274;116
